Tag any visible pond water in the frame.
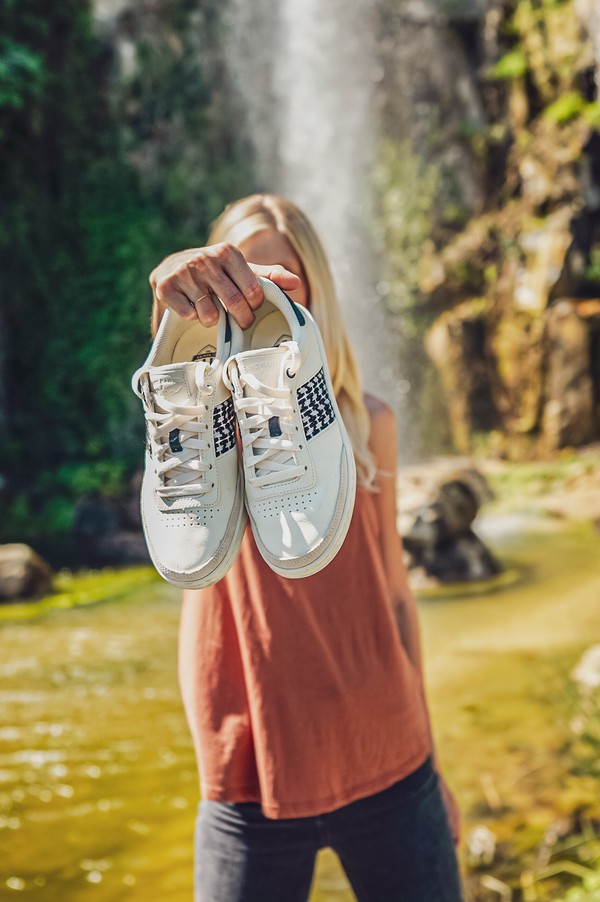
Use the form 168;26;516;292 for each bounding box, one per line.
1;514;599;900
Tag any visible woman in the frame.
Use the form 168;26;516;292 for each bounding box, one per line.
149;193;464;901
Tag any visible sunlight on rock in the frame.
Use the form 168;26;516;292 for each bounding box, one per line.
571;644;600;692
466;824;497;867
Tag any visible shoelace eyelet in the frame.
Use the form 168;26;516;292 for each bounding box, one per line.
286;368;296;379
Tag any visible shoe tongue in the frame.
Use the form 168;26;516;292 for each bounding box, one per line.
236;347;288;393
148;362;199;403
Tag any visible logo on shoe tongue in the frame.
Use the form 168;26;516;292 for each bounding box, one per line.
151;372;184;392
192;346;216;363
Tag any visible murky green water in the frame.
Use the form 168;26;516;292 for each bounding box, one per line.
1;514;599;900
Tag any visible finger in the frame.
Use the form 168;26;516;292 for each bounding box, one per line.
249;263;302;292
223;260;264;311
154;277;198;322
219;246;265;311
190;291;220;327
205;268;256;329
183;246;256;328
173;268;220;327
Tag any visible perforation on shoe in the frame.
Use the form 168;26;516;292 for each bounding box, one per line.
158;511;216;526
254;491;318;518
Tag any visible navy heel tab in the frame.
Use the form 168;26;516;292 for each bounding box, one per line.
282;291;305;326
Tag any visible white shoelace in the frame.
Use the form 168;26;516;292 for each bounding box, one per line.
224;342;305;487
131;361;216;497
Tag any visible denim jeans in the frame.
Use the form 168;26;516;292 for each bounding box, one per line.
193;754;464;901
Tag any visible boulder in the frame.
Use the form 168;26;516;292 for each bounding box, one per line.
398;461;494;538
407;529;501;585
0;544;54;601
397;460;499;584
402;479;480;547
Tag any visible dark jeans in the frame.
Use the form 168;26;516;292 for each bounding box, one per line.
193;754;464;901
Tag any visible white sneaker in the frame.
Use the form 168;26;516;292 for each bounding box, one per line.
131;307;246;588
223;276;357;578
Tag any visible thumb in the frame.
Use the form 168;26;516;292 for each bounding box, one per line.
249;263;302;292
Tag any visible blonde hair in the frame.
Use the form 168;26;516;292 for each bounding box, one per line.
153;193;376;488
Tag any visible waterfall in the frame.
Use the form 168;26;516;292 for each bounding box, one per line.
223;0;400;406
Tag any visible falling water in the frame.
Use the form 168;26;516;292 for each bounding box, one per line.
223;0;400;404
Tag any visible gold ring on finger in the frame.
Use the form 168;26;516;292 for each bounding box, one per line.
189;293;210;308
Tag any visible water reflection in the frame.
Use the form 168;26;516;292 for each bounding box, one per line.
1;518;599;899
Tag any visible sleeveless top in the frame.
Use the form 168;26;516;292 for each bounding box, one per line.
177;486;433;819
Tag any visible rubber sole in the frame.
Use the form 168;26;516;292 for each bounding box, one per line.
248;304;358;579
141;476;248;590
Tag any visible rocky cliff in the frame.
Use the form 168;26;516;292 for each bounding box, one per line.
372;0;600;459
84;0;600;462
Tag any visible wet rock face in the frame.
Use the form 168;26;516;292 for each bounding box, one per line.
407;0;600;457
425;301;502;453
0;544;54;601
575;0;600;92
375;0;487;220
542;300;596;450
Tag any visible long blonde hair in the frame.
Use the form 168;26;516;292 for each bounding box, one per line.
153;193;376;488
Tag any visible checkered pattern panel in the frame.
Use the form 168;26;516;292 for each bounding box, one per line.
213;397;236;457
297;368;336;440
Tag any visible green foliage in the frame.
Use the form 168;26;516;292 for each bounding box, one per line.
371;137;439;320
0;38;44;110
0;0;254;546
585;246;600;283
487;48;528;81
584;104;600;128
0;564;159;622
543;91;586;125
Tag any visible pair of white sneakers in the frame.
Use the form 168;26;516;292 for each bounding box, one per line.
131;277;357;588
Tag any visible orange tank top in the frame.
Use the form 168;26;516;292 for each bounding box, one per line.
177;486;433;819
